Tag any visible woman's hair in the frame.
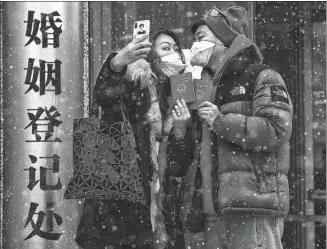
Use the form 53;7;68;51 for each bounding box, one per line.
146;29;185;118
148;28;185;65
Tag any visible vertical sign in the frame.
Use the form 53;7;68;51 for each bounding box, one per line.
23;9;64;241
2;2;86;249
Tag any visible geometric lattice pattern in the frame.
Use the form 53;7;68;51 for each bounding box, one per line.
64;117;146;205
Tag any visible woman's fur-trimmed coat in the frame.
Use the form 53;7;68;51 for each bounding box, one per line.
93;52;171;249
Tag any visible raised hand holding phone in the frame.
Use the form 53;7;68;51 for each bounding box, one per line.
111;34;152;71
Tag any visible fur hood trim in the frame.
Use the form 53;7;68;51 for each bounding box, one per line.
126;58;168;248
126;59;162;123
126;59;157;89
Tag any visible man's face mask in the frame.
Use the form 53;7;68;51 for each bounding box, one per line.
190;40;227;67
190;41;215;67
159;53;186;77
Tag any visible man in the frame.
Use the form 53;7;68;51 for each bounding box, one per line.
178;6;293;249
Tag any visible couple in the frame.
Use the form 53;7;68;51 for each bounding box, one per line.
75;6;293;249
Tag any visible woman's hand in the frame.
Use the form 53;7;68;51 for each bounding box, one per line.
198;101;219;127
111;35;152;71
172;99;191;139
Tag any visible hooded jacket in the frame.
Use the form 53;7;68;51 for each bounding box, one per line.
172;35;293;223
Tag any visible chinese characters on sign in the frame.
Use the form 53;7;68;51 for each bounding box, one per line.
23;10;63;241
24;59;62;95
24;202;63;240
24;10;62;48
25;107;63;142
24;154;62;191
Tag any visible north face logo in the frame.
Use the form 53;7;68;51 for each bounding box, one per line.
230;86;246;96
270;85;289;104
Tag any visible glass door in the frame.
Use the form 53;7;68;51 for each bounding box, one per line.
256;2;326;249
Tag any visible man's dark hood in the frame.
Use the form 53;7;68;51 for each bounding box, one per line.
211;34;263;84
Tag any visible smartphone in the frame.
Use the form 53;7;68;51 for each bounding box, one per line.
133;20;150;42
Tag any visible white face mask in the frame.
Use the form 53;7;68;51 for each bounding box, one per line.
161;53;183;64
160;53;186;77
190;41;216;67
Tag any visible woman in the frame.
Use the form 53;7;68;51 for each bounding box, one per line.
75;29;191;249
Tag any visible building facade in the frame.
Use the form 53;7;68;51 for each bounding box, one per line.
0;2;325;249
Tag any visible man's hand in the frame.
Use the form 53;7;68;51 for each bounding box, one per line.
111;35;152;71
198;101;219;127
172;99;191;139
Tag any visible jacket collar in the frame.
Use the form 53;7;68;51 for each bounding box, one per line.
212;35;263;84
